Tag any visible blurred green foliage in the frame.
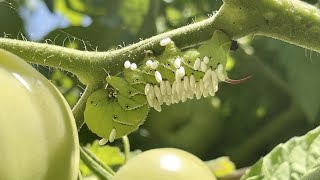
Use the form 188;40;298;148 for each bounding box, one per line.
1;0;319;169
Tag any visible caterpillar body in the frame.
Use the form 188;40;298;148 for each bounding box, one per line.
84;30;234;144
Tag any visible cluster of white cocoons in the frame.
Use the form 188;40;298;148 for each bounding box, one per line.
99;128;117;145
124;60;137;71
122;38;226;112
144;57;226;112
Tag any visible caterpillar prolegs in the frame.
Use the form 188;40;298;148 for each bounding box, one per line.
84;30;240;144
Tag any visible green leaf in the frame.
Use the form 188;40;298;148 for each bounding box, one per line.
301;166;320;180
278;43;320;122
241;126;320;180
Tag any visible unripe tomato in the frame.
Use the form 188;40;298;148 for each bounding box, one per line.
0;49;79;180
113;148;217;180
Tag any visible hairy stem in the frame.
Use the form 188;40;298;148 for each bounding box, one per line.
219;0;320;51
0;0;319;86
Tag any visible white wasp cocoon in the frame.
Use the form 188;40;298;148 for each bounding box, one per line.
195;83;202;100
203;69;212;82
171;81;177;95
149;85;155;99
200;61;207;72
203;56;210;64
193;58;201;70
178;66;185;77
183;76;189;91
176;79;183;94
209;86;215;96
154;85;162;102
165;81;172;95
211;70;218;83
130;63;137;70
160;38;172;46
215;67;225;81
160;81;166;95
187;90;194;99
155;71;163;83
181;91;188;102
146;60;153;67
190;75;196;90
173;93;180;104
199;79;204;93
146;95;154;107
203;69;212;89
153;100;162;112
109;128;117;143
145;83;151;95
151;61;159;69
175;70;180;81
98;138;108;146
174;57;181;69
165;96;171;106
203;88;209;98
215;64;226;81
124;60;131;69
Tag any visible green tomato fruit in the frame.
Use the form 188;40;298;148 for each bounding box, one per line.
0;49;79;180
113;148;217;180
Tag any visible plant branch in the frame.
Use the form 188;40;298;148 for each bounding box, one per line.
80;146;114;180
0;0;319;86
219;0;320;51
82;147;116;176
0;14;221;85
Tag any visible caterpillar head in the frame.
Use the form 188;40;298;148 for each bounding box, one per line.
84;88;149;144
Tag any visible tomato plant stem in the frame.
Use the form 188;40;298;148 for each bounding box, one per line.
0;0;319;86
80;146;114;180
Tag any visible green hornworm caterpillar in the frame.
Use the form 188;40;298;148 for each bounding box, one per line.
84;30;243;144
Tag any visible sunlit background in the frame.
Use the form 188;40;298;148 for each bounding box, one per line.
1;0;320;171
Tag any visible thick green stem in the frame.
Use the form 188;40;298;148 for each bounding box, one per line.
219;0;320;51
0;0;319;86
82;147;116;176
0;15;222;85
80;146;114;180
